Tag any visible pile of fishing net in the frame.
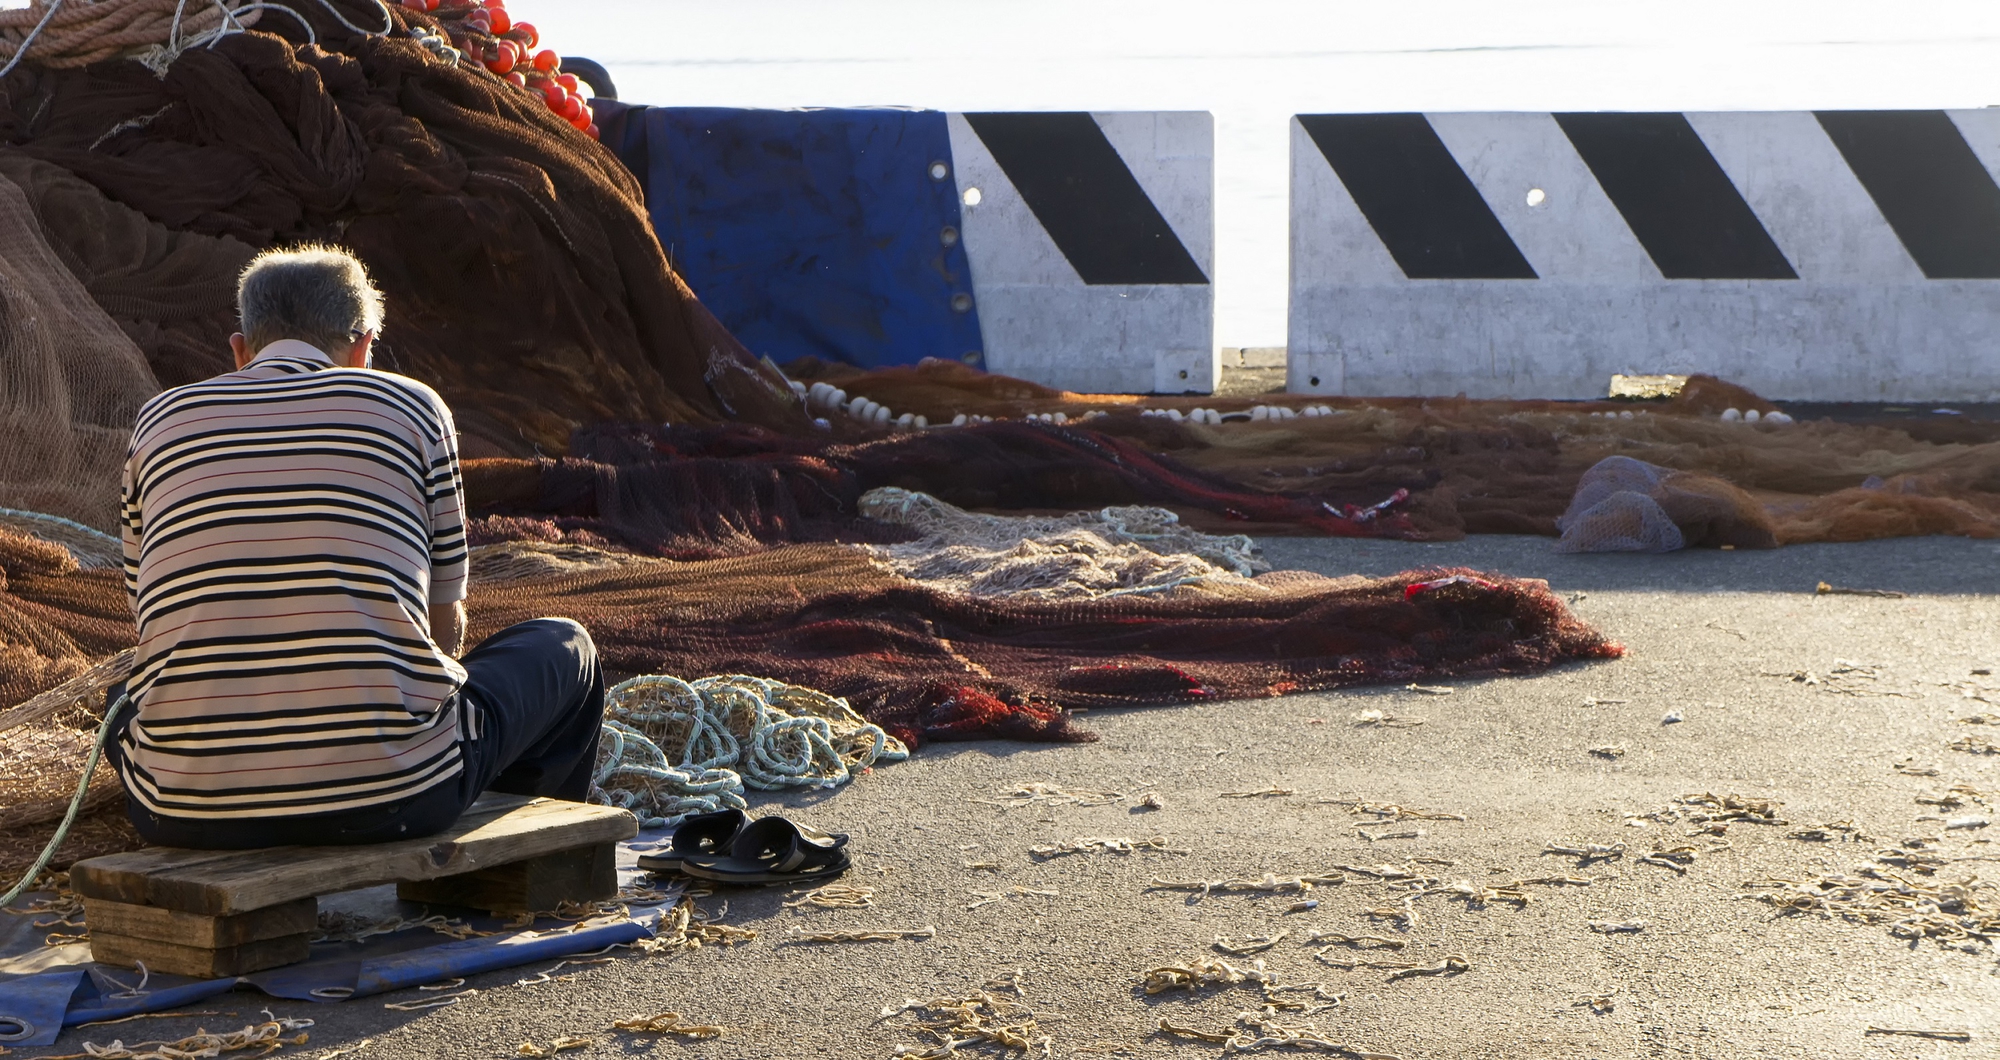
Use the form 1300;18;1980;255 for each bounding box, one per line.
0;0;800;516
794;360;2000;547
858;487;1274;599
0;511;1619;876
458;420;1415;565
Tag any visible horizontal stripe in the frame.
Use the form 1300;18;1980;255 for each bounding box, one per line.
121;339;470;819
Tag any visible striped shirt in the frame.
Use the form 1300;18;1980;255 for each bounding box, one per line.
117;339;470;820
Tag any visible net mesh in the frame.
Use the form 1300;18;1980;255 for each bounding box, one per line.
858;486;1274;599
795;362;2000;546
0;12;805;457
465;544;1621;749
1557;456;1779;553
0;168;161;532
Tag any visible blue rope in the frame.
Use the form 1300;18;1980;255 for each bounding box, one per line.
0;693;124;908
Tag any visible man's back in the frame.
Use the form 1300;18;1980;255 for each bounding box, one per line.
119;339;469;821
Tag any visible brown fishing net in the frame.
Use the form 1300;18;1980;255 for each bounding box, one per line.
0;8;803;456
464;545;1621;748
796;362;2000;546
0;513;1618;874
0;147;257;390
0;167;161;532
0;527;138;879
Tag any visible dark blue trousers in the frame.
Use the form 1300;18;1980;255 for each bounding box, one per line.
116;618;605;849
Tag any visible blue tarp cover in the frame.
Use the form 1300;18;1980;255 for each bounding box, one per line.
597;101;984;371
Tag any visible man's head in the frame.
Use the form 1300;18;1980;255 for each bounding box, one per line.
232;245;384;369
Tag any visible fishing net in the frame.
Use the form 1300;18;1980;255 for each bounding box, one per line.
466;544;1621;749
796;362;2000;546
0;525;139;880
457;420;1417;563
0;168;161;532
1556;456;1779;553
858;487;1272;599
0;8;804;456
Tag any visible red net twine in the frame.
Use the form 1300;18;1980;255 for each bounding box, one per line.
0;10;802;456
467;545;1621;748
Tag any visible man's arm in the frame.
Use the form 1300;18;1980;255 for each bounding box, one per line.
429;600;466;658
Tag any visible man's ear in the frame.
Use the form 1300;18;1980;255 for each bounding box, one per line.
342;331;377;370
230;333;251;369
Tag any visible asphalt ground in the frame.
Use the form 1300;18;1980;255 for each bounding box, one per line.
15;535;2000;1060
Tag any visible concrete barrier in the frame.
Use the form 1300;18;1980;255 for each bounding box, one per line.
1288;110;2000;401
950;111;1215;394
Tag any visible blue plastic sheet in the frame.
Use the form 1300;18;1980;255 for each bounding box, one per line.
0;899;663;1045
596;100;984;370
250;909;657;1002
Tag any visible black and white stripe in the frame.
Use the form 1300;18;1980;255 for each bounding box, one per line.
947;111;1216;394
118;340;470;819
1289;110;2000;401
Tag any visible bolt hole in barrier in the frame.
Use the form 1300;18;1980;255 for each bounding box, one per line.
929;160;951;181
963;186;982;206
1525;187;1546;206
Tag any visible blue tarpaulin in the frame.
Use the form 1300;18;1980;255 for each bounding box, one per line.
596;101;984;371
0;852;671;1049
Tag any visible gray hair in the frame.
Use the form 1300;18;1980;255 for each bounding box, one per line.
237;245;385;355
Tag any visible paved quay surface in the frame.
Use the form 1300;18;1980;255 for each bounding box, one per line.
23;536;2000;1059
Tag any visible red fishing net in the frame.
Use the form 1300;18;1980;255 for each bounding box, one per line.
466;546;1621;749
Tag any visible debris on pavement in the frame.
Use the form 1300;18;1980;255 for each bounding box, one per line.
1863;1027;1973;1042
1587;919;1647;934
1301;932;1406;950
1157;1014;1403;1058
789;925;938;943
1678;793;1786;825
1588;745;1627;759
881;992;1043;1058
967;886;1060;910
1352;710;1425;728
516;1037;590;1056
1816;582;1908;599
1149;873;1345;897
612;1012;725;1039
783;883;877;909
1385;956;1469;981
980;783;1128;808
1213;931;1289;955
1317;799;1466;821
1543;843;1625;864
1029;836;1179;858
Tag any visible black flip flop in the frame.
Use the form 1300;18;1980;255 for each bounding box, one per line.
637;808;748;875
680;815;851;885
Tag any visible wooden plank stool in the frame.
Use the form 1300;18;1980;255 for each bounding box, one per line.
69;795;638;978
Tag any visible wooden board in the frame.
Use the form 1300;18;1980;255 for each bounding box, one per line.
71;795;637;916
83;896;316;948
398;842;616;913
90;930;311;978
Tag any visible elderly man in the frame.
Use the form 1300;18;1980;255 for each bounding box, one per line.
111;245;602;849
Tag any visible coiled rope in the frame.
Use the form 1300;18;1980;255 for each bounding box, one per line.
593;674;908;828
0;0;392;79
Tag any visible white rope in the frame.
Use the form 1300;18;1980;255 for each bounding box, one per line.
591;674;907;829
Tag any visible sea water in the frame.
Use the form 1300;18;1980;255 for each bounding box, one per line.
509;0;2000;348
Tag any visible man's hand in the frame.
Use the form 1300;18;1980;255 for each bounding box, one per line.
429;600;466;658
